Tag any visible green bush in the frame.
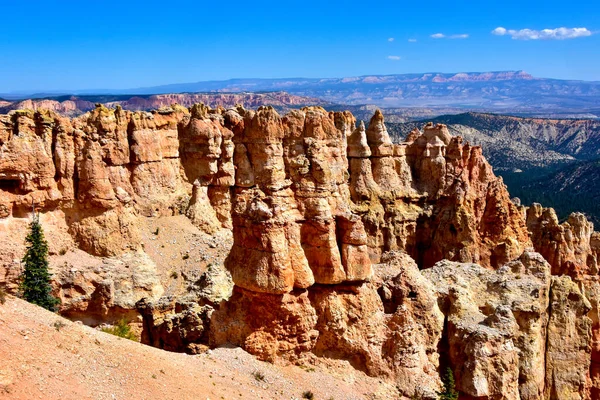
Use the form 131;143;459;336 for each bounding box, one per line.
101;319;138;341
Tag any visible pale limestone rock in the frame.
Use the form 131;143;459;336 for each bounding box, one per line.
186;184;222;235
1;104;595;400
527;204;597;278
348;121;371;158
366;109;394;156
423;251;552;400
53;250;164;324
546;276;592;400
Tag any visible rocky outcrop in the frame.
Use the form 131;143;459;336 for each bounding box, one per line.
0;105;529;268
527;203;598;278
53;250;164;324
223;106;370;294
211;251;444;399
350;115;530;268
206;106;530;395
2;104;597;399
546;276;593;399
423;251;594;400
137;264;233;353
423;252;550;399
1;107;193;256
526;203;600;398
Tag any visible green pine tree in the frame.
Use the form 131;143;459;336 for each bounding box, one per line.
438;367;459;400
20;214;59;311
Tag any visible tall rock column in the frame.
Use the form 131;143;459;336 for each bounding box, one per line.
212;106;374;361
546;276;593;399
181;104;230;234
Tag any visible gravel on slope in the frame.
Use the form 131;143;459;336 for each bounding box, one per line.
0;296;399;400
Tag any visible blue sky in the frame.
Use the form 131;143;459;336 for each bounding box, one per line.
1;0;599;92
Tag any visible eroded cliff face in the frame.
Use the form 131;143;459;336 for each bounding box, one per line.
0;105;529;267
524;203;600;398
0;104;597;399
352;112;530;269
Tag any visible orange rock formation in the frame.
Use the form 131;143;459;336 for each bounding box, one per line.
1;104;598;399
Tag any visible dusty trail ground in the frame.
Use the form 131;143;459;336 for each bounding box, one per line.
0;296;397;400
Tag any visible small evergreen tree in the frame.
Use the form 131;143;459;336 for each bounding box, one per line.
438;367;459;400
20;213;59;311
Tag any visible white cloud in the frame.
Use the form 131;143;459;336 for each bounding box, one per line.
431;33;468;39
408;38;417;42
387;55;401;61
492;27;507;36
492;26;592;40
388;37;395;42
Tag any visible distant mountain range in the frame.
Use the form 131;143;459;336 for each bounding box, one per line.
2;71;600;117
0;92;328;117
2;84;600;222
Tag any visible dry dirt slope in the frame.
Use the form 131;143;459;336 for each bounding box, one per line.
0;296;397;400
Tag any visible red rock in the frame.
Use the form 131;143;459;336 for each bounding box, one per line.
2;103;592;400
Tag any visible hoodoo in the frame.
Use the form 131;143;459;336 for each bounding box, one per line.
1;104;600;399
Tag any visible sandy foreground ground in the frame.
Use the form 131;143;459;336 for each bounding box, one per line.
0;296;398;400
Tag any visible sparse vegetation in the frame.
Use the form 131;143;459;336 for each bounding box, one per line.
101;319;138;341
53;320;67;331
170;270;179;279
438;367;459;400
252;371;265;382
20;213;59;311
302;391;315;399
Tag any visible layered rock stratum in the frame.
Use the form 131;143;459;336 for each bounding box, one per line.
1;104;599;399
0;92;328;117
13;71;595;113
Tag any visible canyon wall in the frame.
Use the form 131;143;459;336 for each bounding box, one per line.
0;105;529;272
1;104;599;399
